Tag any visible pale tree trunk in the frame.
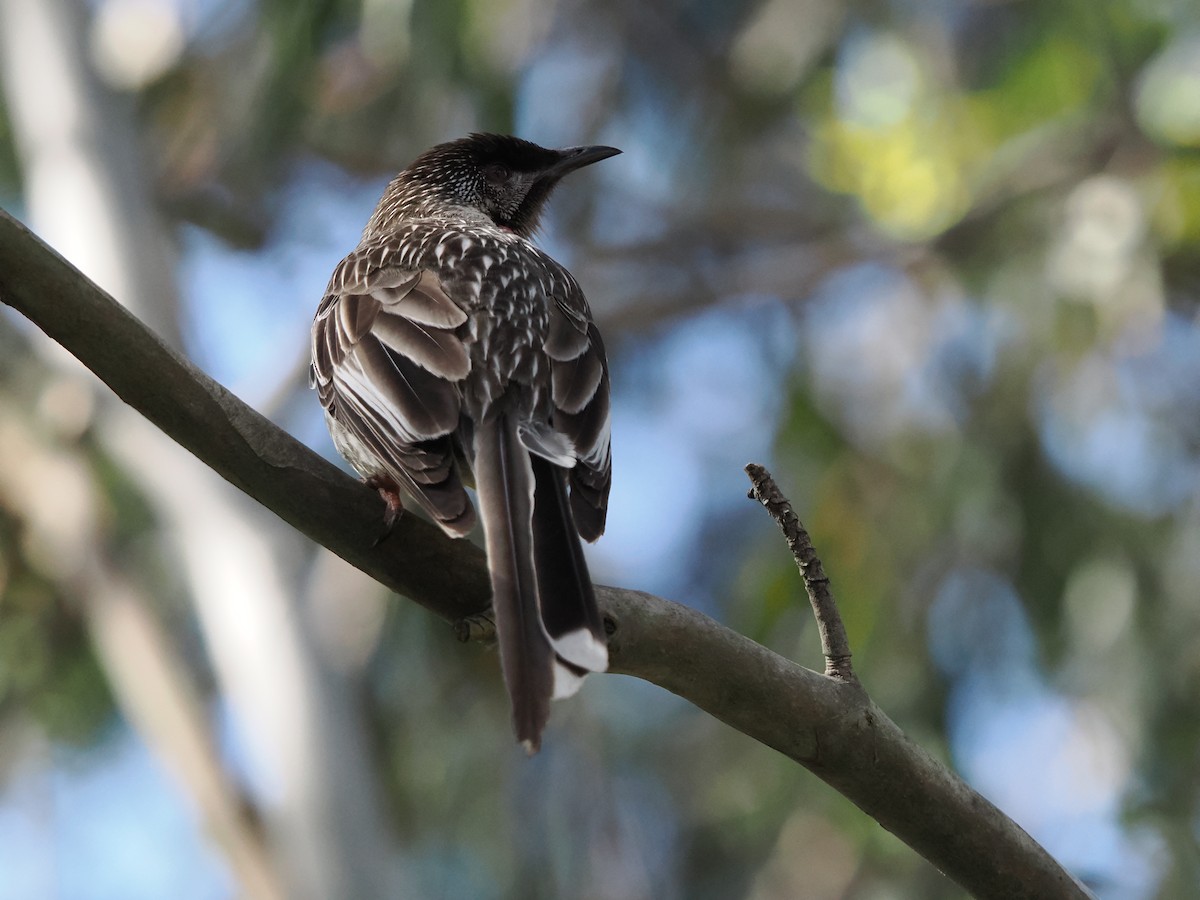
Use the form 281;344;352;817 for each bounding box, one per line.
0;1;402;896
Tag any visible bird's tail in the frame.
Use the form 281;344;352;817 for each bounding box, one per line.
531;454;608;693
475;410;553;752
474;410;607;753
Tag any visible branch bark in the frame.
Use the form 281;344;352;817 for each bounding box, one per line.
0;208;1091;900
745;462;853;680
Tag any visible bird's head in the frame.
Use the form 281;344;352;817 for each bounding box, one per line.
381;133;621;237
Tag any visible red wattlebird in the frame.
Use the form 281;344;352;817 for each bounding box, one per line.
311;134;617;752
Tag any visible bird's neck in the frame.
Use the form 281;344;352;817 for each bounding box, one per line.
362;182;506;242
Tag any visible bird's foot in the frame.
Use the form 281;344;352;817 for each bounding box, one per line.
365;476;405;545
454;613;496;643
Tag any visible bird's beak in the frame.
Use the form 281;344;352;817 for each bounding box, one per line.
546;145;622;178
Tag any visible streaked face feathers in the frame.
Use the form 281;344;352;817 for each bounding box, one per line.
372;133;620;238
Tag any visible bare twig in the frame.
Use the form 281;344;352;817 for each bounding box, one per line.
745;463;853;681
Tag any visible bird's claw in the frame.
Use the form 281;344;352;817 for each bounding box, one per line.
454;613;496;643
366;476;405;546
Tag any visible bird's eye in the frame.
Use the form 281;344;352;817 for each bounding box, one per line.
483;163;510;185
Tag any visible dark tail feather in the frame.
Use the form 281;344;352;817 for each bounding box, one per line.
531;455;608;681
474;412;554;753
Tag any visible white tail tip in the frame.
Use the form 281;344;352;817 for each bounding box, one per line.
551;628;608;673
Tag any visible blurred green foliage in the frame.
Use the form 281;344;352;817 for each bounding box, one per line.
3;0;1200;897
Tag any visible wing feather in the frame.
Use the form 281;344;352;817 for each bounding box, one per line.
377;271;469;328
311;248;476;535
550;340;605;414
547;311;611;541
371;312;471;380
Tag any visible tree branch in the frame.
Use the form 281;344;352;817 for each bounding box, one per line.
745;462;853;680
0;208;1091;900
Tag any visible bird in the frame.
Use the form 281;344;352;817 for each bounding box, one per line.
310;133;618;753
